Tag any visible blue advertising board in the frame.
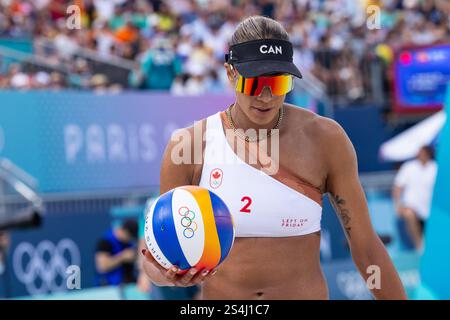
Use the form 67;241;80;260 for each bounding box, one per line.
394;43;450;113
0;91;232;193
0;208;112;298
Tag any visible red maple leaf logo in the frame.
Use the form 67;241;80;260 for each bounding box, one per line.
212;171;221;179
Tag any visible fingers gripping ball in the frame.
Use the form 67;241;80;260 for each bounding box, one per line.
144;186;235;274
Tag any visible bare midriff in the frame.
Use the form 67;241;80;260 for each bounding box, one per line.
200;234;328;300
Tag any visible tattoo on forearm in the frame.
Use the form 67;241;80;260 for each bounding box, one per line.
329;193;352;238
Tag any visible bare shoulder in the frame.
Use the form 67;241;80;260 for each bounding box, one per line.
160;118;207;192
285;103;356;177
285;103;347;143
167;118;207;150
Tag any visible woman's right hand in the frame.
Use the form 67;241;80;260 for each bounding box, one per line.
141;248;218;287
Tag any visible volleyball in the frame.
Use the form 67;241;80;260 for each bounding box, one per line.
144;185;235;274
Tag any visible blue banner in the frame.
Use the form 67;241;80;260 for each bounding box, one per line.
1;209;112;298
0;91;232;193
394;43;450;112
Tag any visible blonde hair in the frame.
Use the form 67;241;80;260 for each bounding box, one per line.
230;16;290;46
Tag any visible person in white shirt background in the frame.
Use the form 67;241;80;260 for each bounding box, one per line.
392;145;437;251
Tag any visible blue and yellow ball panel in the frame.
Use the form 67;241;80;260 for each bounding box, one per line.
145;185;235;273
151;189;191;270
209;190;235;265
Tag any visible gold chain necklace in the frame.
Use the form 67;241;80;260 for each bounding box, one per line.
225;104;284;142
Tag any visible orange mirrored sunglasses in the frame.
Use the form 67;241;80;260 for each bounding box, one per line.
236;74;294;96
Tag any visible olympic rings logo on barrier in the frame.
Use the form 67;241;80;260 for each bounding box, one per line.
178;206;198;239
12;239;81;295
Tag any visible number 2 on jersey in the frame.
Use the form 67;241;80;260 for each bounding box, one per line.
240;196;252;213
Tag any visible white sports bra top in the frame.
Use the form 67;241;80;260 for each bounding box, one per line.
198;111;323;237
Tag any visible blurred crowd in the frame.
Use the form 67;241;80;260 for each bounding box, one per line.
0;0;449;100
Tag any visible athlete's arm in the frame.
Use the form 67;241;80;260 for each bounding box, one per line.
322;118;407;300
141;124;216;287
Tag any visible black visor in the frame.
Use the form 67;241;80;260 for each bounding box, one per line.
225;39;302;78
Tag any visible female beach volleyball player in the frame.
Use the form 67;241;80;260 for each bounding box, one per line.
141;16;407;299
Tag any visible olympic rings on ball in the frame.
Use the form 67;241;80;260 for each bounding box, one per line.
178;206;198;238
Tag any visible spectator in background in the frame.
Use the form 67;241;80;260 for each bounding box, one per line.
185;40;214;76
69;58;92;89
90;73;110;93
170;64;224;96
53;27;79;61
204;69;225;94
48;71;66;89
0;74;6;88
93;23;116;58
8;63;31;89
176;33;194;65
115;19;139;44
31;71;51;89
109;4;126;31
94;219;138;286
153;1;177;33
334;49;364;101
170;72;189;95
136;38;182;90
392;145;437;251
1;0;450;96
114;19;141;59
183;63;206;95
93;0;127;22
128;62;146;89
